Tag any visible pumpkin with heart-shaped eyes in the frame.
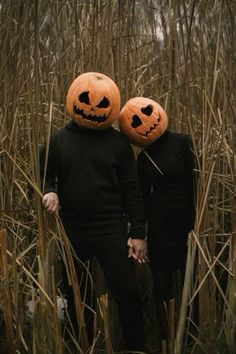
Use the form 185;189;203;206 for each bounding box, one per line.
66;72;121;130
118;97;168;147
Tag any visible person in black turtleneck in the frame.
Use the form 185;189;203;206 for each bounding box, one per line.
40;73;147;352
119;97;197;354
137;130;196;338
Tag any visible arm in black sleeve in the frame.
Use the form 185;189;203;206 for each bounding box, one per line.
117;140;146;239
39;134;58;194
183;135;195;173
183;135;198;194
183;135;198;228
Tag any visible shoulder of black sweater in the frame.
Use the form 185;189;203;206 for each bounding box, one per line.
137;130;191;157
64;119;119;135
147;130;190;148
155;130;189;142
63;119;132;144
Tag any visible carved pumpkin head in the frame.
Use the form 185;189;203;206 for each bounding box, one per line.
66;72;121;130
119;97;168;147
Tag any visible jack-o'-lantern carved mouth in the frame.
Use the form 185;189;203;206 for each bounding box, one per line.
142;124;158;137
73;105;107;123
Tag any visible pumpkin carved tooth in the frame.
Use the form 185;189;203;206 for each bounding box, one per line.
73;105;106;122
66;72;120;130
119;97;168;147
135;124;158;137
144;124;158;136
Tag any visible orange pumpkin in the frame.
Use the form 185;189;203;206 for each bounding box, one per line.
66;72;121;130
119;97;168;147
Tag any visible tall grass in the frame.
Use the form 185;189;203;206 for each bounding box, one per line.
0;0;235;353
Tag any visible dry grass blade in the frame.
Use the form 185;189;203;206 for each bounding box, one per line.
98;293;113;354
0;229;15;353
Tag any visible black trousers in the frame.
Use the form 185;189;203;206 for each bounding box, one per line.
62;232;145;351
148;241;187;340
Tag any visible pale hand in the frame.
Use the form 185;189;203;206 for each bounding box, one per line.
42;192;59;213
127;237;147;264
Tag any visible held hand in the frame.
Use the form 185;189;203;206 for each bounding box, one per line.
42;192;59;213
127;237;147;264
127;237;134;259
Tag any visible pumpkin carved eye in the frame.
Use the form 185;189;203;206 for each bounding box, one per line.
79;91;90;104
78;91;110;109
131;115;142;128
141;104;153;116
97;97;110;108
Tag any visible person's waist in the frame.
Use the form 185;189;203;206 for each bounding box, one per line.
59;210;126;222
152;187;194;201
59;212;128;236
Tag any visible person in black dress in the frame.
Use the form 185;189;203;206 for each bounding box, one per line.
119;96;197;353
40;73;147;352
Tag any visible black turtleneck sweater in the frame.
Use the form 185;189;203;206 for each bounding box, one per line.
40;120;145;238
137;130;197;260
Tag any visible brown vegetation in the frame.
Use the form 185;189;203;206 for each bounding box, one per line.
0;1;235;353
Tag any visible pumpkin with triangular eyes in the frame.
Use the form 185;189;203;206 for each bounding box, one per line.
66;72;121;130
118;97;168;147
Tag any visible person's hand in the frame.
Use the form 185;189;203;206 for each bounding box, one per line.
42;192;59;213
127;237;147;264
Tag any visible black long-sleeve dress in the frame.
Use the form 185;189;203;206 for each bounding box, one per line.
137;129;196;340
137;130;196;289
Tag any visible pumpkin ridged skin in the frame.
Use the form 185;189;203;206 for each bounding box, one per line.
66;72;121;130
119;97;168;147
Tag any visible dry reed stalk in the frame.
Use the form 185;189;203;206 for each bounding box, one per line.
174;231;197;354
56;216;90;352
0;229;15;353
224;125;236;351
51;265;63;354
98;293;114;354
